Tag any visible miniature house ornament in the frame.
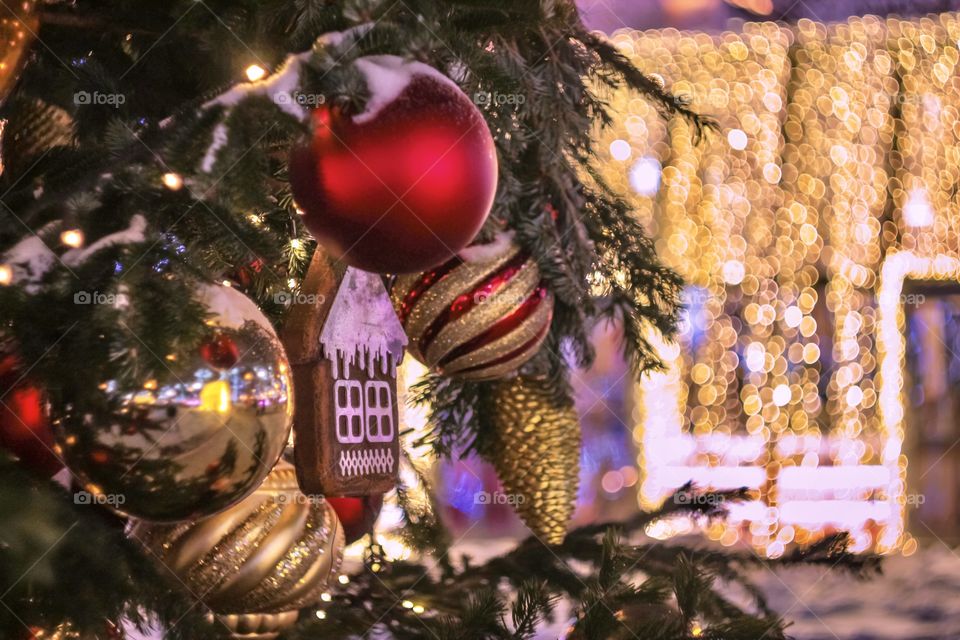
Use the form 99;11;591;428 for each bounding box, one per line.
282;252;407;496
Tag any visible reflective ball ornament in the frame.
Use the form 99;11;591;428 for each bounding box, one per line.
56;285;294;522
326;494;384;545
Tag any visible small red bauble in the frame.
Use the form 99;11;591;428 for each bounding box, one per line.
289;56;498;274
0;354;62;475
199;332;239;370
326;494;384;545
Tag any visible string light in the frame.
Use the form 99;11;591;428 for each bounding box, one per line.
0;264;12;286
337;575;349;585
161;172;183;190
315;610;326;620
245;64;267;82
290;238;302;250
605;13;960;555
60;229;84;248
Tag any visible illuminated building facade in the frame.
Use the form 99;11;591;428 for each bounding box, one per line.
600;14;960;555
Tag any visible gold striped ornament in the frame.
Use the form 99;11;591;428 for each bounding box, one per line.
486;376;580;545
131;460;345;640
391;232;553;381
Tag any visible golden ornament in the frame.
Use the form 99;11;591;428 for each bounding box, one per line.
1;96;75;176
0;0;37;104
486;376;580;544
131;460;345;640
25;620;123;640
391;232;553;381
58;284;293;523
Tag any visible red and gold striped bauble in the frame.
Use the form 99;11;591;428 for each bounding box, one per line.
391;234;553;381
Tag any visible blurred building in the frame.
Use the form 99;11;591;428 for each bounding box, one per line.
592;11;960;554
578;0;960;32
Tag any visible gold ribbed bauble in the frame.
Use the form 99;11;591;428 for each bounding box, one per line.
0;0;37;104
391;232;553;381
486;376;580;545
131;461;345;640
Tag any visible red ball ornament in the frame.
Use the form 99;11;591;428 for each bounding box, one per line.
0;354;62;475
199;332;239;370
289;56;497;274
326;494;383;545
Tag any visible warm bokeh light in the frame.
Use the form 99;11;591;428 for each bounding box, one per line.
598;13;960;555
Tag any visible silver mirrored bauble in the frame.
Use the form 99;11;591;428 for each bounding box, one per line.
56;285;294;522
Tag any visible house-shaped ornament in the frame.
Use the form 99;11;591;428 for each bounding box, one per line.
283;253;407;496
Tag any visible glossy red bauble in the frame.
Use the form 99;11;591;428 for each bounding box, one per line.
289;58;498;274
0;355;62;475
326;494;384;545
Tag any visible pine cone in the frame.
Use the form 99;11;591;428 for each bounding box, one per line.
1;96;75;176
486;376;580;545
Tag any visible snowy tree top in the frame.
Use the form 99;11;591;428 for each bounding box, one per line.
352;55;460;125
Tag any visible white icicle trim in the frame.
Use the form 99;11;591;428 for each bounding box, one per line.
319;267;407;379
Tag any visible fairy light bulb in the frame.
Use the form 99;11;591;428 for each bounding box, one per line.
162;172;183;191
0;264;12;286
245;64;267;81
60;229;84;248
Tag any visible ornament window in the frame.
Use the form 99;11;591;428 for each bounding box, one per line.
335;379;365;444
365;380;394;443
